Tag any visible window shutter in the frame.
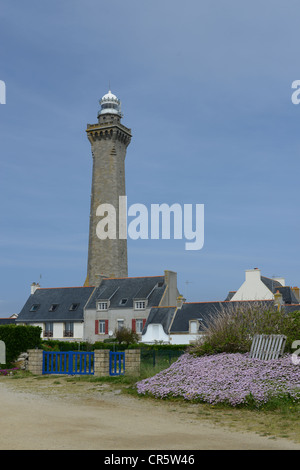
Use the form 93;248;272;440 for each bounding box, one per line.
105;320;109;334
95;320;99;335
142;319;146;328
132;319;136;332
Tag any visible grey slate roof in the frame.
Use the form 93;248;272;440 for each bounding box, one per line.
169;300;274;334
224;291;236;301
85;276;166;310
17;287;95;322
261;276;283;292
283;304;300;314
276;286;300;304
261;276;299;304
144;299;300;336
143;307;176;335
0;318;17;325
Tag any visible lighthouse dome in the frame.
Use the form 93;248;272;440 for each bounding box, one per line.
98;90;122;117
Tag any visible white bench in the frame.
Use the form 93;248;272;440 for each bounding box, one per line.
249;334;286;360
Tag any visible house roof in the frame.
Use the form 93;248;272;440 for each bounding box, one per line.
142;306;176;335
276;286;299;304
0;317;17;325
260;276;283;292
17;286;95;322
85;276;166;310
169;300;275;334
225;275;300;305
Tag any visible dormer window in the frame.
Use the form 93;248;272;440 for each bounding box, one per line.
69;303;79;311
49;304;59;312
134;300;146;310
189;320;198;334
97;301;108;311
30;304;40;312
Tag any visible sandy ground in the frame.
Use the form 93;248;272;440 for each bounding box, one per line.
0;377;300;451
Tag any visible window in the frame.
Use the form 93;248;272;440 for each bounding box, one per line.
117;320;124;331
135;301;146;310
69;303;79;311
136;319;144;334
97;301;108;310
49;304;59;312
64;322;74;337
95;319;108;335
44;322;53;338
30;304;40;312
119;298;128;306
99;320;106;334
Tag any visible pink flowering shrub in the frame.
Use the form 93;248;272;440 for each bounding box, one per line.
136;353;300;407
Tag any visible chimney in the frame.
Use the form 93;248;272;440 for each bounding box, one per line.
163;270;178;306
245;268;261;282
274;290;283;310
273;277;285;287
176;294;186;309
292;287;300;301
31;282;40;295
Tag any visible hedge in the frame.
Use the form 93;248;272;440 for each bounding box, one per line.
0;325;42;366
41;339;188;353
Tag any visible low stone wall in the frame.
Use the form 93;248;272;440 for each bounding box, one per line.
26;349;140;376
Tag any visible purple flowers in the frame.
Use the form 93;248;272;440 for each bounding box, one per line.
0;368;19;376
136;353;300;406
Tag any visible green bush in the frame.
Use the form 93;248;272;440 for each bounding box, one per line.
0;325;42;366
189;303;300;356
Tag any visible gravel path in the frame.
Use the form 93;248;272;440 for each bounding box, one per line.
0;378;299;450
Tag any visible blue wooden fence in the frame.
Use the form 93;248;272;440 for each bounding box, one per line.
109;351;125;376
42;351;94;375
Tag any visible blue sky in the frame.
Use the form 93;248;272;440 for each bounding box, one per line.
1;0;300;316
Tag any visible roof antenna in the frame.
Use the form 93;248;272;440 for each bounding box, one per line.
185;280;192;299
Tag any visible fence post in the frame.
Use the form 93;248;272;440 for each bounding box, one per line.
125;349;140;375
94;349;110;376
27;349;43;375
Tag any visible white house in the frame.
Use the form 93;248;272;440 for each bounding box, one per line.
228;268;300;304
16;285;95;341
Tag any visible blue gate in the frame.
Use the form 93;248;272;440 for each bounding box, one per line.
42;351;94;375
109;351;125;376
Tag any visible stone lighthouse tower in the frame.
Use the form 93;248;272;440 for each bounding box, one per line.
85;90;132;286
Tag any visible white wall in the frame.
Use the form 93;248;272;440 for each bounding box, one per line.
141;324;170;344
231;269;274;301
19;322;84;341
169;334;202;345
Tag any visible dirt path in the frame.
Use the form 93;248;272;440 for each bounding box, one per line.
0;377;299;450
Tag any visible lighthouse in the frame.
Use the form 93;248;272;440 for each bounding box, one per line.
85;90;132;286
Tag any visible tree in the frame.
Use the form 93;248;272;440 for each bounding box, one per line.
114;327;139;347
